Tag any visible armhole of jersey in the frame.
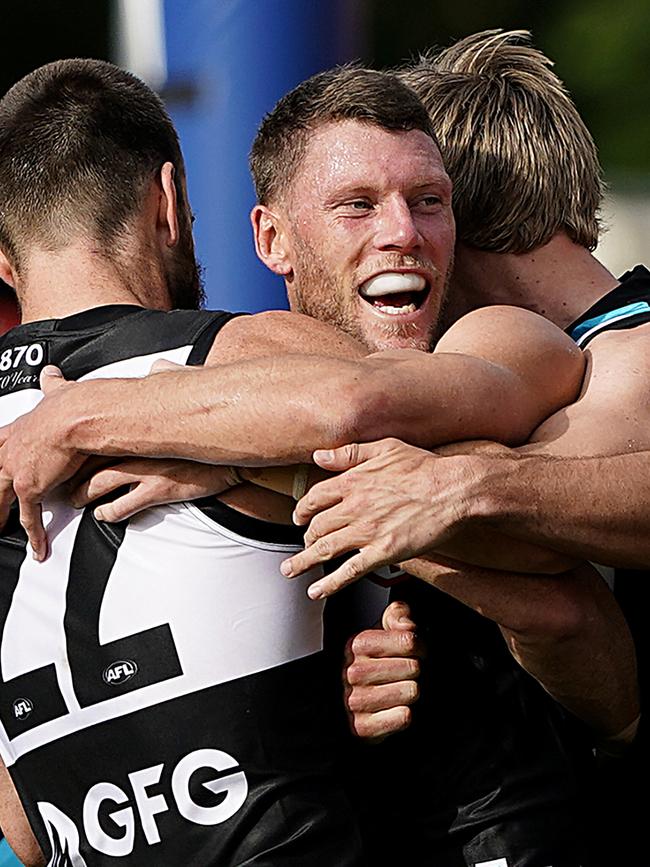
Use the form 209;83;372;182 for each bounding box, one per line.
186;498;305;551
186;311;249;367
183;312;301;550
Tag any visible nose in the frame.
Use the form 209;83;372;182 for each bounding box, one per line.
374;195;421;253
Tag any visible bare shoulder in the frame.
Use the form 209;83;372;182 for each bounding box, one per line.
437;304;582;361
206;310;365;365
526;323;650;454
587;320;650;368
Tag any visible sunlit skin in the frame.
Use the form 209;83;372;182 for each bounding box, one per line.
255;120;456;352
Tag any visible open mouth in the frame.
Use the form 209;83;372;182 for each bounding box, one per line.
358;272;430;316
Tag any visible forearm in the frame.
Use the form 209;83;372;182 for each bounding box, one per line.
403;557;639;738
63;355;369;465
59;350;564;467
458;450;650;568
500;564;639;739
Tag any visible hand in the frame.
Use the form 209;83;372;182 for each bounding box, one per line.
280;438;475;599
0;366;86;560
68;458;242;522
343;601;424;741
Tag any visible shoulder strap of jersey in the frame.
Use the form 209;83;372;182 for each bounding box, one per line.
567;265;650;348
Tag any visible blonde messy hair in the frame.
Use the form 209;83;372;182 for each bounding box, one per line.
399;30;604;253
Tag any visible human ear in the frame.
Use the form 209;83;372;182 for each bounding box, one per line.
158;161;180;248
250;205;293;277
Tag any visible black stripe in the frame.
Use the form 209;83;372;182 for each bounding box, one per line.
194;497;305;546
186;311;249;366
575;311;650;348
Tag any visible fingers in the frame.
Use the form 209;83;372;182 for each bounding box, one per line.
292;477;344;526
282;548;372;598
308;550;382;598
18;498;47;562
346;680;419;715
70;467;129;509
344;618;421;742
347;627;425;664
93;489;151;523
350;706;413;741
313;439;397;472
39;365;67;393
381;600;415;632
281;527;359;579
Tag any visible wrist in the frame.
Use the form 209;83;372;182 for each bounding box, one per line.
466;451;524;524
65;378;137;456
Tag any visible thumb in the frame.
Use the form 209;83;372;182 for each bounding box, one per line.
40;365;67;393
313;442;367;471
381;600;416;632
150;358;185;374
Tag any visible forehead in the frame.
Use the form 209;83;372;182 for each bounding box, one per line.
291;119;449;199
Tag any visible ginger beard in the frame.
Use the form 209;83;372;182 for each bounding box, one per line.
287;231;451;352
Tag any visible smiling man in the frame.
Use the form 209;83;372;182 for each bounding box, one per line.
250;106;454;353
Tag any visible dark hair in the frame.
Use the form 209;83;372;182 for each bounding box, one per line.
250;65;439;204
0;58;189;271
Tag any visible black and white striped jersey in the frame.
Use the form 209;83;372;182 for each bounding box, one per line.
0;305;363;866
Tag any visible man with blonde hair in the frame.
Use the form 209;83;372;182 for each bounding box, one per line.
284;30;647;865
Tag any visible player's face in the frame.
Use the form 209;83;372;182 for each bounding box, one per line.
281;120;455;352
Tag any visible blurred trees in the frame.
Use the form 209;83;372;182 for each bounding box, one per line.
369;0;650;177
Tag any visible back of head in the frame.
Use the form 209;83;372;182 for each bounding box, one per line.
400;30;603;252
250;64;438;205
0;58;188;273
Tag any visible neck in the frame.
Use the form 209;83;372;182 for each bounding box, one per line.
16;240;171;323
452;234;619;330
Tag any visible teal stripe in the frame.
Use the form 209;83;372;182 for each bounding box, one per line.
570;301;650;341
0;838;22;866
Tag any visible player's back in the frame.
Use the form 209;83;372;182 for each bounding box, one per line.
0;305;363;866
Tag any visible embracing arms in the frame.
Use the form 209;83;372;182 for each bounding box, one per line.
0;304;583;557
282;324;650;587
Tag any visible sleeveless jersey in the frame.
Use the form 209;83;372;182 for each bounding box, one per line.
566;264;650;866
0;305;363;866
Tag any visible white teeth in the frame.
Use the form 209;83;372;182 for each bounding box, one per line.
378;303;417;315
360;272;426;298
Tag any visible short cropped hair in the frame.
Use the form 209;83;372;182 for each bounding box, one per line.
399;30;604;253
250;65;438;205
0;58;188;271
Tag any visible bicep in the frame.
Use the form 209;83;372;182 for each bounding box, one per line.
435;305;586;421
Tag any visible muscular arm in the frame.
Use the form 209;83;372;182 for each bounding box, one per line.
0;304;583;554
287;325;650;579
32;304;583;464
442;325;650;567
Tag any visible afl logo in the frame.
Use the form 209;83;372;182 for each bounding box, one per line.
13;698;33;720
103;659;138;686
